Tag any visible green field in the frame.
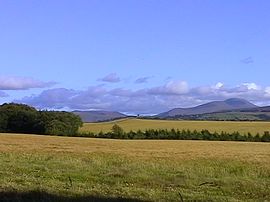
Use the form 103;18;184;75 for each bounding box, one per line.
0;133;269;201
80;118;270;135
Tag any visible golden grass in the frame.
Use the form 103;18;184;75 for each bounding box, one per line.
80;118;270;135
1;133;270;201
1;133;269;164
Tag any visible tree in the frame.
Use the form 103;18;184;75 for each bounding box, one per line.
0;103;38;133
45;120;69;136
111;124;124;138
0;113;8;132
39;111;83;135
262;131;270;142
0;103;83;135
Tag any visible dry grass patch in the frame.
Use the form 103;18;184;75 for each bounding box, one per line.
0;133;270;201
80;118;270;135
0;133;270;163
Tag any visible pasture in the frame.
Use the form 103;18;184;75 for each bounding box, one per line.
0;133;269;201
80;118;270;135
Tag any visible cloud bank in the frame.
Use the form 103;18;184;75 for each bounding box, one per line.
0;76;56;90
16;81;270;114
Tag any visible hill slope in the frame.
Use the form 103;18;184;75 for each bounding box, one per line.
158;98;257;118
73;110;127;122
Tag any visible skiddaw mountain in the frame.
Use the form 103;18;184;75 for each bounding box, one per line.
157;98;258;118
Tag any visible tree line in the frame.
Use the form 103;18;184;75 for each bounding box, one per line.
79;124;270;142
0;103;82;135
1;103;269;142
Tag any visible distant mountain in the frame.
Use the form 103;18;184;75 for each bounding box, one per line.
74;98;269;122
237;106;270;112
157;98;258;118
73;110;127;122
175;111;270;121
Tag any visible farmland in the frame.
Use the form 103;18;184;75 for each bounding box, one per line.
80;118;270;135
0;133;270;201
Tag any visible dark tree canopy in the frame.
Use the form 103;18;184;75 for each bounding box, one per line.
0;103;83;135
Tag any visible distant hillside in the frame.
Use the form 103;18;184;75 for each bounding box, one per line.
237;106;270;112
170;111;270;121
73;111;127;122
157;98;258;118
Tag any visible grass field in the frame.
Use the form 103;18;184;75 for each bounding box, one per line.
0;133;269;201
80;118;270;135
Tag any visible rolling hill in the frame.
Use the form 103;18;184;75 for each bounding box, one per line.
73;110;127;122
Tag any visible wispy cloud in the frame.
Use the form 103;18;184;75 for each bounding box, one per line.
98;73;121;83
134;76;151;84
0;76;56;90
241;56;254;64
17;80;270;114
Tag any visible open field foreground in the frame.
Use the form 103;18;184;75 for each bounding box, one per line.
81;118;270;135
0;134;270;201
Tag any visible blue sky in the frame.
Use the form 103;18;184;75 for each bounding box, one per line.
1;0;270;114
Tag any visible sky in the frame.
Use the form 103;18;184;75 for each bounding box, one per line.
0;0;270;114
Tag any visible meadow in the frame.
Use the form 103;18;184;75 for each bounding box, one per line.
0;133;269;201
80;118;270;135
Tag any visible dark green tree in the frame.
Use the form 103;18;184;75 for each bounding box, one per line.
0;103;83;135
262;131;270;142
111;124;125;138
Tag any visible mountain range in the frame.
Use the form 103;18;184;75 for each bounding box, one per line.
73;98;270;122
157;98;257;118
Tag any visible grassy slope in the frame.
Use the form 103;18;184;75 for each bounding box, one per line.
0;133;270;201
80;118;270;135
194;112;270;121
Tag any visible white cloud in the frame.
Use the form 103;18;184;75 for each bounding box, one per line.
0;76;56;90
241;83;261;90
149;80;189;95
166;81;189;94
265;87;270;97
214;82;224;89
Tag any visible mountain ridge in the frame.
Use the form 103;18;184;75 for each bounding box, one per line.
73;98;270;122
157;98;258;118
